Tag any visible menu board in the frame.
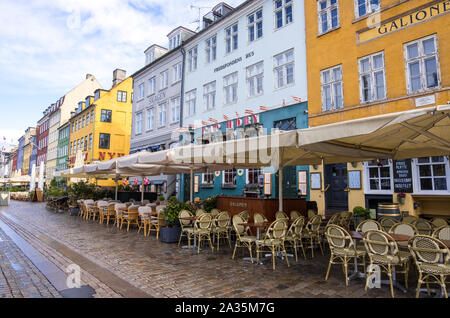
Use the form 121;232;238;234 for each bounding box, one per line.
393;159;413;193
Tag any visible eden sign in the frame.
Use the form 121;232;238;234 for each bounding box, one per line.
202;114;260;134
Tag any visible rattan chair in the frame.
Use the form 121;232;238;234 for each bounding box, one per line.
194;213;215;254
239;210;250;222
307;209;317;219
255;219;290;271
413;219;433;236
290;210;301;221
196;209;206;217
232;215;256;263
148;209;165;240
433;225;450;241
325;225;366;286
389;222;418;250
275;211;289;220
320;213;341;241
285;216;307;262
210;209;220;218
121;205;140;232
138;206;152;236
97;201;108;224
380;217;399;233
431;217;448;229
114;203;127;228
356;219;382;233
254;213;268;224
408;235;450;298
363;230;411;298
402;215;419;224
338;212;353;230
302;214;324;258
178;210;195;248
105;202;117;226
212;212;231;251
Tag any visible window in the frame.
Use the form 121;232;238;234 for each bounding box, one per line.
135;113;143;134
147;108;155;131
82;116;85;128
89;134;92;150
274;49;294;89
84;136;88;151
225;23;238;54
355;0;380;18
78;118;82;130
69;142;72;155
169;33;181;50
247;168;262;185
203;81;216;111
149;77;156;95
404;35;440;94
318;0;339;34
71;123;74;133
321;65;343;111
366;160;392;192
415;157;449;192
80;138;84;153
224;72;238;105
101;110;112;123
161;70;169;89
185;90;196;117
248;9;263;42
274;117;296;131
188;46;198;72
359;52;386;103
223;169;237;186
86;112;89;125
247;61;264;97
173;63;182;83
74;121;77;131
117;91;127;102
94;90;101;101
99;133;110;149
205;35;217;63
91;110;94;123
158;103;167;127
138;83;145;99
202;171;214;185
274;0;293;29
171;97;180;123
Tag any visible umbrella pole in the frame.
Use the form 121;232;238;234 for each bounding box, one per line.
115;178;118;201
141;176;145;204
190;168;194;203
279;167;283;212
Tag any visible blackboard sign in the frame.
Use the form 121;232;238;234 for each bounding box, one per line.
393;159;413;193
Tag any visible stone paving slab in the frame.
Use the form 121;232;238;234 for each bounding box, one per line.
0;201;433;298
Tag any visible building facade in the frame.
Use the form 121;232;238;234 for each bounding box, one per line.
36;111;50;176
130;27;195;198
15;127;36;176
179;0;309;202
68;70;133;187
304;0;450;217
22;133;36;176
56;121;70;185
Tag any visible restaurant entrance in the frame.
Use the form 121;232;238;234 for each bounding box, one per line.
325;164;348;211
276;166;298;199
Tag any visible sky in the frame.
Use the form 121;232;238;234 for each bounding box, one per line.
0;0;244;149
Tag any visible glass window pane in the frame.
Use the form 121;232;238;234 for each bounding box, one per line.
424;57;438;88
331;8;338;28
423;38;435;55
431;156;444;163
369;167;379;178
361;58;370;73
375;71;385;99
333;67;342;80
419;165;431;177
418;157;430;163
373;54;383;69
407;43;419;59
321;13;328;32
370;179;379;190
322;70;331;83
380;179;391;190
380;167;390;178
420;178;433;190
409;62;421;92
433;164;446;177
434;178;447;191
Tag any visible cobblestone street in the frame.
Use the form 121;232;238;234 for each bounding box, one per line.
0;201;422;298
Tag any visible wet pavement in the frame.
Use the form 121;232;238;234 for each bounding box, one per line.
0;200;432;298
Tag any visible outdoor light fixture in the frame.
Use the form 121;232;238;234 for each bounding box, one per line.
351;162;358;168
312;165;318;170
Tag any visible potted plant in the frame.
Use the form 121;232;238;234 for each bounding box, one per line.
159;201;194;243
353;206;371;229
397;193;406;205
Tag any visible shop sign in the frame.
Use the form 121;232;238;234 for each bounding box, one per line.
98;152;125;161
358;0;450;44
201;114;260;135
393;159;413;193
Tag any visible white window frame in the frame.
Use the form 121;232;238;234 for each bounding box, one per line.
246;168;263;185
248;8;263;43
135;112;143;135
173;63;182;84
223;72;238;105
354;0;380;19
148;77;156;95
170;97;180;123
363;160;394;195
358;51;387;103
404;35;441;94
138;83;145;99
203;81;216;111
274;0;293;30
188;46;198;73
412;157;450;195
117;91;127;102
247;61;264;98
205;35;217;64
158;103;167;128
318;0;339;35
185;89;196;118
222;169;237;186
147;108;155;131
320;65;343;112
202;171;215;185
160;70;169;90
274;49;295;90
225;23;238;54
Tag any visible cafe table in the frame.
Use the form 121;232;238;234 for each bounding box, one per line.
349;231;411;293
178;216;199;250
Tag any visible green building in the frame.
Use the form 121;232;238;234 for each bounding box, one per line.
56;121;70;187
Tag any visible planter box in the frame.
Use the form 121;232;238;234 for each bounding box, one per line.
159;227;181;244
0;192;10;206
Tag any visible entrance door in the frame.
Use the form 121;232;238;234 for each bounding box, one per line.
183;174;191;202
276;166;298;199
325;164;348;211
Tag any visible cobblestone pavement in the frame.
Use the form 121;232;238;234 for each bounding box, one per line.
0;201;425;298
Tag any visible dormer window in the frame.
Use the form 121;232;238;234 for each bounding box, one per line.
146;50;155;65
94;90;101;101
169;34;181;50
85;97;91;107
77;102;83;113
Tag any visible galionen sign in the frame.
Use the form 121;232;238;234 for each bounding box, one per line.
358;0;450;44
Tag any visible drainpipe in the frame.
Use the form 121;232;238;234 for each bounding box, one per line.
179;44;187;202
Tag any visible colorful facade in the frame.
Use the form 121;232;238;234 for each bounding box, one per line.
56;121;70;185
68;70;133;187
304;0;450;217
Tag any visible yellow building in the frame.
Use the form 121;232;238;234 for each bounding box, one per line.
68;69;133;186
305;0;450;218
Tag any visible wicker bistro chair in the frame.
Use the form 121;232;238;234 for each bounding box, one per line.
232;215;257;263
402;215;419;224
320;213;341;242
325;225;366;286
196;209;207;217
338;212;354;230
137;207;152;236
254;213;268;224
302;214;324;258
193;213;215;254
363;230;412;298
178;210;195;248
105;203;117;226
380;217;399;233
290;210;301;221
433;225;450;241
83;201;94;220
408;235;450;298
356;219;382;233
97;201;109;224
307;209;317;219
389;222;418;250
431;218;448;229
285;216;307;262
275;211;289;220
114;203;126;228
239;210;250;223
121;205;140;232
148;208;165;240
255;219;290;270
87;202;100;221
212;212;231;251
210;209;220;218
413;219;434;236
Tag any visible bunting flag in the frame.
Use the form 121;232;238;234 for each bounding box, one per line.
282;99;286;106
122;178;129;186
260;106;268;112
235;112;240;118
292;96;302;103
144;177;150;186
133;178;139;186
201;120;208;126
223;114;230;121
209;118;218;124
245;109;254;115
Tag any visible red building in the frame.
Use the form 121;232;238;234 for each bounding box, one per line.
11;151;17;172
36;109;50;172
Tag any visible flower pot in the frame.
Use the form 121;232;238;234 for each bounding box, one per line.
0;192;10;206
159;227;181;244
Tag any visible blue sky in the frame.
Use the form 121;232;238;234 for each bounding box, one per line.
0;0;243;148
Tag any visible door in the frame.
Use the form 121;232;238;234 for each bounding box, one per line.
275;166;298;199
325;164;348;210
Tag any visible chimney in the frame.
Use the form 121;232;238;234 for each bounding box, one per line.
112;69;127;87
86;74;94;80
